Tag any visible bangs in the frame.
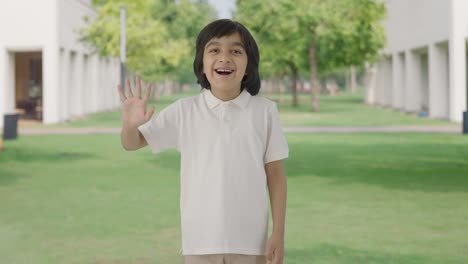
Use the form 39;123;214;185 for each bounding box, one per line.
210;20;243;42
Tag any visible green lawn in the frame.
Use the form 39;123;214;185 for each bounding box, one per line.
271;92;456;127
22;89;457;128
1;133;468;264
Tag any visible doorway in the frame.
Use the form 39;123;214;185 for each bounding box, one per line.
15;52;43;121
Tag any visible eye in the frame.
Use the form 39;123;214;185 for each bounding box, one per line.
208;48;219;53
232;49;243;55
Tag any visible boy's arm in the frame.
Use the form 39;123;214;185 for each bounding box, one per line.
121;128;147;150
265;159;287;264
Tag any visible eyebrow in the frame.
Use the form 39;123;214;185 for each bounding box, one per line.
205;41;245;50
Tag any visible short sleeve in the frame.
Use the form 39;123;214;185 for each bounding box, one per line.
138;100;180;154
264;103;289;164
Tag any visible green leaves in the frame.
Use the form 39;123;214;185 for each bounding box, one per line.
81;0;215;82
235;0;386;75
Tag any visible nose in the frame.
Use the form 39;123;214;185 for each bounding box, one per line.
218;51;231;63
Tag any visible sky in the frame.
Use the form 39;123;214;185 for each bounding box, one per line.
208;0;236;19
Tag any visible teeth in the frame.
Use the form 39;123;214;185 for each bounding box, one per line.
216;69;233;73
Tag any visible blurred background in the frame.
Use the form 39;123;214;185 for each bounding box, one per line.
1;0;467;263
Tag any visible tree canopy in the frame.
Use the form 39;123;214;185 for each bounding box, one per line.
81;0;216;82
236;0;386;110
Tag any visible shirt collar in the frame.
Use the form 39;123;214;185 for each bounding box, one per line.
203;89;251;109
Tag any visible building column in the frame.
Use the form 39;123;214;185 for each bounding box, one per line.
0;48;5;127
420;52;429;113
383;56;393;107
405;50;421;112
43;45;60;124
82;54;90;114
375;60;385;105
69;51;78;117
75;53;84;116
89;54;99;113
104;58;111;111
429;43;449;119
115;58;121;108
392;52;405;109
59;48;70;121
0;49;15;127
364;62;377;105
98;57;105;111
449;0;468;122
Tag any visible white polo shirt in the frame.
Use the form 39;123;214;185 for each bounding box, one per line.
138;89;289;256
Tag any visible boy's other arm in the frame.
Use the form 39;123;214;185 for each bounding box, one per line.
118;77;155;151
265;159;287;264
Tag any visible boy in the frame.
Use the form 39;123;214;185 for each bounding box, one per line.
118;19;288;264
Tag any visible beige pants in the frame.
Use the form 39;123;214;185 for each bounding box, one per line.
184;254;266;264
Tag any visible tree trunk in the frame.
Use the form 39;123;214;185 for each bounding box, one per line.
345;69;351;93
261;79;268;96
152;82;160;101
309;41;319;111
182;83;191;92
351;65;357;94
266;78;272;97
288;62;298;107
279;80;285;104
164;79;173;96
272;76;280;94
175;81;182;93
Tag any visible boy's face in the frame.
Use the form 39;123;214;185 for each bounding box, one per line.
203;32;247;95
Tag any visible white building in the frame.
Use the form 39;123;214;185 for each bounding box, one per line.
366;0;468;122
0;0;120;127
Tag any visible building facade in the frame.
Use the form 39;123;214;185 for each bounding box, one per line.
366;0;468;122
0;0;120;127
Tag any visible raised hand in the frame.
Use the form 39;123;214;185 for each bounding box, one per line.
118;77;155;130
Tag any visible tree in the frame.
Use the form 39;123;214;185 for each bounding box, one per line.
236;0;386;111
81;0;215;84
152;0;215;84
236;0;308;107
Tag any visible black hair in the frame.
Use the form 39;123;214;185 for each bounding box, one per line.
193;19;260;95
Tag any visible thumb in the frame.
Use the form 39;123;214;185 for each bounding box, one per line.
145;106;155;121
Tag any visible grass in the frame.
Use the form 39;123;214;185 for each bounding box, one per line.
1;133;468;263
2;89;465;263
20;89;457;128
267;91;456;127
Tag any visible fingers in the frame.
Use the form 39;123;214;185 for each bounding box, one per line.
273;249;284;264
122;77;149;101
266;248;273;264
145;105;155;121
144;83;152;102
117;85;126;102
126;79;134;98
136;76;142;99
267;247;284;264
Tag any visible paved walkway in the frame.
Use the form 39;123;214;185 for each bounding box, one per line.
18;125;462;135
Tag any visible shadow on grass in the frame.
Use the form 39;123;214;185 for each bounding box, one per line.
286;243;459;264
0;147;95;163
0;144;96;185
141;149;181;172
277;94;365;113
285;137;468;193
0;168;26;185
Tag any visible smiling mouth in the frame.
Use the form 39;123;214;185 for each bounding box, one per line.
215;69;234;75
